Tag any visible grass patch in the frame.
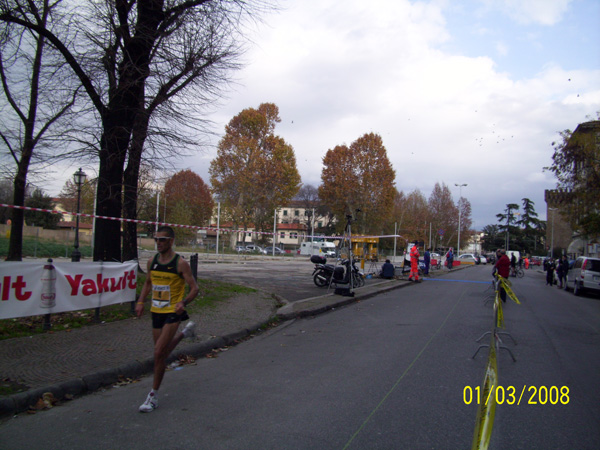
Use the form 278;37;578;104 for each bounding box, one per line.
0;272;255;341
0;379;29;396
0;303;135;341
0;236;93;259
191;278;256;311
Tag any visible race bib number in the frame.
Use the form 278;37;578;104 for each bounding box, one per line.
152;285;171;308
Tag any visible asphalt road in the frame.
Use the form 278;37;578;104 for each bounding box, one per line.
1;265;598;450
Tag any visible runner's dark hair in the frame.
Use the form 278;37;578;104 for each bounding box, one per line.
157;226;175;238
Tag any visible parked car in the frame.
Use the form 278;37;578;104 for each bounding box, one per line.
457;253;477;264
479;255;487;264
530;256;542;266
245;244;264;253
565;256;600;296
263;246;285;255
235;245;248;253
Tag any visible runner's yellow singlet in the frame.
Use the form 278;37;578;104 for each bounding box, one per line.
149;254;185;314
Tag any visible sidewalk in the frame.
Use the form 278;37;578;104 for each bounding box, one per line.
0;266;463;418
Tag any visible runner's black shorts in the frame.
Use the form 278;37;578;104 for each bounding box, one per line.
151;311;190;329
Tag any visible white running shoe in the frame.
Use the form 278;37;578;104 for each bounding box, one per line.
139;392;158;413
181;320;196;339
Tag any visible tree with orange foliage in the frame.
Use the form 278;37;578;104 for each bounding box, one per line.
397;189;429;243
164;170;214;242
210;103;301;244
319;133;395;235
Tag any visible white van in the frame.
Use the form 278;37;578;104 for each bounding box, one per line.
566;256;600;295
299;241;337;257
506;250;521;264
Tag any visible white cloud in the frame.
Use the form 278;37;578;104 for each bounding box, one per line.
39;0;600;230
203;0;598;228
487;0;573;25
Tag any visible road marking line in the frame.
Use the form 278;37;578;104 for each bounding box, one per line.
426;279;489;284
341;289;467;450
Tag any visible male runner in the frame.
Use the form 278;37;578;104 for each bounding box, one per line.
136;226;199;413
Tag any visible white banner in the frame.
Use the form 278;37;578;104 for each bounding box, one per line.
0;260;137;319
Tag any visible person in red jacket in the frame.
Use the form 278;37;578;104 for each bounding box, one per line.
409;241;420;282
494;249;510;302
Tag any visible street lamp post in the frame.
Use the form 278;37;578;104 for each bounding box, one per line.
273;208;279;256
71;168;87;262
455;183;467;256
216;201;220;257
311;207;315;243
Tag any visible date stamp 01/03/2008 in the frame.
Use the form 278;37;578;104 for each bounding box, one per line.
463;386;570;406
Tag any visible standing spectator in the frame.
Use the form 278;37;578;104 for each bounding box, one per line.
524;257;530;269
558;255;569;289
556;256;564;288
424;248;431;275
494;249;511;302
409;241;420;282
510;253;517;276
546;258;556;286
446;248;454;270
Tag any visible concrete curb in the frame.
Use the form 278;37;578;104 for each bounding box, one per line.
0;324;271;419
275;265;469;320
275;279;411;320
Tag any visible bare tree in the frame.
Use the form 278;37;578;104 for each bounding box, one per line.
295;184;319;229
121;1;249;260
427;182;458;250
1;0;272;262
0;1;80;260
457;196;473;251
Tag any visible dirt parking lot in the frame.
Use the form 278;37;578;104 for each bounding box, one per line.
139;252;388;303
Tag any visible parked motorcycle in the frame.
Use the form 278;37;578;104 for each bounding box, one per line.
311;256;364;288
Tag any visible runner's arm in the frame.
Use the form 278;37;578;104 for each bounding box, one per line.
135;259;153;318
175;257;199;314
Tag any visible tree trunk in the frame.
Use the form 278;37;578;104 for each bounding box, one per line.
7;144;34;261
92;115;132;262
6;192;25;261
122;110;150;262
93;0;162;262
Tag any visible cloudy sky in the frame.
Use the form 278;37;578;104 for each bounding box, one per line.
51;0;600;230
191;0;600;229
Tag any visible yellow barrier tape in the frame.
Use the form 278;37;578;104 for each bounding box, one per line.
471;333;498;450
495;294;504;329
497;276;521;304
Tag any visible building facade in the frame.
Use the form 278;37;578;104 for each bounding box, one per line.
544;120;600;258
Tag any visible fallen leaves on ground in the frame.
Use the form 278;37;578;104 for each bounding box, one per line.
27;392;58;414
205;347;230;359
113;375;139;387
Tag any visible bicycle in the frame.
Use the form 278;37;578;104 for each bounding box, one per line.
512;267;524;278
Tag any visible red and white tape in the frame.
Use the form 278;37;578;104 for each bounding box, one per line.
0;203;405;240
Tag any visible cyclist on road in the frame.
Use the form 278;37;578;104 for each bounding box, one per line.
510;253;517;277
